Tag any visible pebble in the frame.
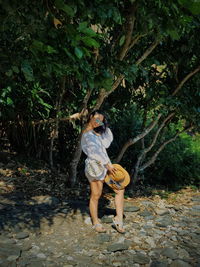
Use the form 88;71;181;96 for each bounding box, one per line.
170;259;192;267
107;242;129;252
161;247;178;259
84;217;92;225
0;191;199;266
7;255;19;261
124;206;140;212
15;232;29;239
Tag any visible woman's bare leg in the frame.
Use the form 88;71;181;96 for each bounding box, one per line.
114;188;125;221
89;180;104;227
113;188;125;232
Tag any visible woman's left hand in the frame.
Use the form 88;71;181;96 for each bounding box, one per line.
105;163;117;175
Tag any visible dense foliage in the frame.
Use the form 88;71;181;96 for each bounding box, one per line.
0;0;200;187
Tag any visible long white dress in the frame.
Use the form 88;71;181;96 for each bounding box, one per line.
81;128;113;182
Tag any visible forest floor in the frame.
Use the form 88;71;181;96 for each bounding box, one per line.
0;154;200;267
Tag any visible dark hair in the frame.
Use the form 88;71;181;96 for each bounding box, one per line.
87;110;108;134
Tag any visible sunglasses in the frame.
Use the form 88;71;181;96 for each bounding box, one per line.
95;119;104;126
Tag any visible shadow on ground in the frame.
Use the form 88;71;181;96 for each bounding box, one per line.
0;152;190;235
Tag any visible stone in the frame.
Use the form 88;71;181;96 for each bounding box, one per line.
154;208;170;216
139;210;152;217
141;201;155;208
31;195;59;206
28;261;46;267
107;242;129;252
15;232;29;239
132;236;142;245
97;234;111;243
177;248;190;259
161;247;178;259
150;261;168;267
155;216;173;227
143;215;155;221
84;217;92;225
101;215;113;223
191;197;200;202
20;243;32;251
0;237;16;245
130;252;150;264
37;253;46;259
192;205;200;210
195;229;200;235
113;261;122;266
0;249;20;264
170;259;192;267
124;206;140;212
145;236;156;248
188;206;200;216
7;255;19;261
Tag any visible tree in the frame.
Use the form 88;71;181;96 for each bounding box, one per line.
0;0;200;186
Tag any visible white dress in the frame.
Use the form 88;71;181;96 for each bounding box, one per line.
81;128;113;182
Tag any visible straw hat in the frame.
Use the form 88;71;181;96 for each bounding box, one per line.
105;164;130;190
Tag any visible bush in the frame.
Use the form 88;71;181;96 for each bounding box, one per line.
147;133;200;187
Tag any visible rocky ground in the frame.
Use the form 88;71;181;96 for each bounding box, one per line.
0;158;200;266
0;186;200;267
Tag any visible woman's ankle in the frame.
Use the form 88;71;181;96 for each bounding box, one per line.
92;219;101;225
114;215;123;222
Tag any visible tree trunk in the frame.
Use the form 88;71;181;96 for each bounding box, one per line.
49;76;66;169
69;134;83;187
131;113;175;185
139;126;193;171
115;114;162;163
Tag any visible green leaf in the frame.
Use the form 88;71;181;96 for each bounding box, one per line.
167;29;180;40
81;27;96;37
78;22;88;31
119;35;125;46
74;47;83;59
82;47;91;57
46;45;57;54
82;37;100;48
21;60;34;82
130;64;138;74
178;0;200;14
12;66;19;73
113;9;122;24
63;48;76;61
5;69;13;77
6;97;13;105
78;22;96;36
32;40;44;52
102;77;113;91
88;78;94;89
54;0;75;17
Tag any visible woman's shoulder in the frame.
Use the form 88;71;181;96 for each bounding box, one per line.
82;130;94;140
82;129;93;135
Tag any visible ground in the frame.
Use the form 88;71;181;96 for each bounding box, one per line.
0;157;200;266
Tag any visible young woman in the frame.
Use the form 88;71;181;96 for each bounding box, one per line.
81;110;125;233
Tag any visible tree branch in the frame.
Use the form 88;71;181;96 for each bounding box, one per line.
140;112;175;156
139;126;194;171
128;33;147;50
115;113;162;163
32;109;88;126
94;40;160;110
49;76;66;168
118;4;137;61
172;65;200;96
136;40;159;66
132;112;175;182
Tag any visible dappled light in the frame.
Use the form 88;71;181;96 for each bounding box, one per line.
0;0;200;265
